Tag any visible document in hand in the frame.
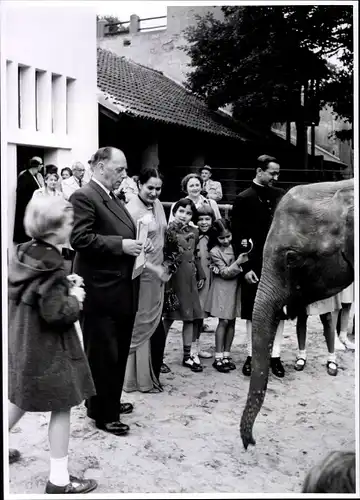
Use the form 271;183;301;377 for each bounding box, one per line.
132;216;149;280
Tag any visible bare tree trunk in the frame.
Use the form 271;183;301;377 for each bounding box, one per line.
296;120;308;170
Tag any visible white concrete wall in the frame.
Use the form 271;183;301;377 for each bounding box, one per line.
1;0;99;249
98;6;224;85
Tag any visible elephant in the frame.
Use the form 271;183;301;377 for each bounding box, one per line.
240;179;354;449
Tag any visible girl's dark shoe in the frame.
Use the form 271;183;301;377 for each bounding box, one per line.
160;363;171;374
222;356;236;370
183;355;203;372
242;356;252;376
326;360;338;376
9;449;21;464
45;476;97;494
270;357;285;378
212;358;231;373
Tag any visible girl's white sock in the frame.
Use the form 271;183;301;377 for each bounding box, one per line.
327;352;337;363
224;351;230;358
271;321;284;358
339;330;348;342
246;320;252;356
215;352;223;360
49;455;70;486
191;341;198;356
298;349;307;359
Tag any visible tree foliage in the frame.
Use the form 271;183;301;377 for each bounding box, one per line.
97;15;128;34
182;6;353;140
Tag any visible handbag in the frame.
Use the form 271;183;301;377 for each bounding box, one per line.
164;287;180;312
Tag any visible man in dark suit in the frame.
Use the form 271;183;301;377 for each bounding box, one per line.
232;154;286;378
13;156;44;244
70;147;143;436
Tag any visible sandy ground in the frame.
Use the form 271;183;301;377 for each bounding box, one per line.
8;315;355;495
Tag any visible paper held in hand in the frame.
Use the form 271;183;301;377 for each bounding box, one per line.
132;217;149;280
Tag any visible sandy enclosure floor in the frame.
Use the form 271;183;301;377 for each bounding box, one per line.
8;315;356;495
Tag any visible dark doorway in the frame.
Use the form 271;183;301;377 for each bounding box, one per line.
16;145;45;175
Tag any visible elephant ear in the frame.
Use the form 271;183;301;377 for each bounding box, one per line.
333;185;354;270
344;205;354;270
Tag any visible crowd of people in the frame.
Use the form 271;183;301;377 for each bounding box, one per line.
8;148;355;494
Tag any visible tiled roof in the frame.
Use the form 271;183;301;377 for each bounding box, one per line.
97;48;246;141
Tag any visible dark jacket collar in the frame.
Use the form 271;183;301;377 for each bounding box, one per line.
89;180;135;232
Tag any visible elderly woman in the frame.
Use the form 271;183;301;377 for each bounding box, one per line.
123;166;169;393
168;173;221;224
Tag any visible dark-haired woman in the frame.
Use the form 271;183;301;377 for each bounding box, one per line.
61;167;73;180
123;167;169;393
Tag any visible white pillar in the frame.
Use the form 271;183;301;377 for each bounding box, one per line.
6;61;19;131
7;144;17;259
37;71;52;133
52;74;66;135
20;66;36;130
66;77;76;136
130;14;140;34
97;19;107;38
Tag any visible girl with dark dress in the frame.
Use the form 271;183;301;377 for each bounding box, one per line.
163;198;206;372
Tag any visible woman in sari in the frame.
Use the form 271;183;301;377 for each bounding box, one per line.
123;167;169;393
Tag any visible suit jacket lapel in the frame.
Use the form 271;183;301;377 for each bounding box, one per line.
89;180;135;233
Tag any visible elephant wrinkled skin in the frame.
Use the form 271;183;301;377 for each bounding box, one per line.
240;179;354;449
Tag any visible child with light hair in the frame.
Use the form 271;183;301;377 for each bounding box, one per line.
8;195;97;494
302;451;355;493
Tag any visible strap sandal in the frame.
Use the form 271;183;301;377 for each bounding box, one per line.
294;356;307;371
212;359;231;373
183;356;203;372
326;360;338;376
160;363;171;374
223;356;236;370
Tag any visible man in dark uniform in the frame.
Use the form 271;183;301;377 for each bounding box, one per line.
13;156;44;244
232;154;286;377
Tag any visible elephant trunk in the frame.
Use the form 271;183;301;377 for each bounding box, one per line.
240;271;287;449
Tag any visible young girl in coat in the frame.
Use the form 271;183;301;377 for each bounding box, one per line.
8;196;97;494
163;198;206;372
195;204;216;358
205;218;248;373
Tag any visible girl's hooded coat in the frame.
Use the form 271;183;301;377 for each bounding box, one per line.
8;240;95;412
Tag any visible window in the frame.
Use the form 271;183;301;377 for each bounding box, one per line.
51;74;60;133
17;66;22;128
66;77;75;135
35;70;40;131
